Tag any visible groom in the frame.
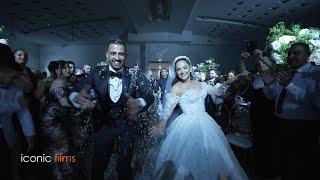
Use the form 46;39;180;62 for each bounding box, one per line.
71;39;154;180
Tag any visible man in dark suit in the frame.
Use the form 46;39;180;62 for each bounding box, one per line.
259;43;320;179
70;39;154;180
157;68;169;101
207;69;219;86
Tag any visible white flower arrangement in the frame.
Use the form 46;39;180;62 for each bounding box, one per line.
0;26;7;45
309;49;320;65
193;57;220;74
0;39;8;45
268;22;320;67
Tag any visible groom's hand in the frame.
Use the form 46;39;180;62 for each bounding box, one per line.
76;89;93;109
149;120;166;137
125;93;141;119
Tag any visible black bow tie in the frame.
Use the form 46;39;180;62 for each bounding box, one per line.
110;71;123;78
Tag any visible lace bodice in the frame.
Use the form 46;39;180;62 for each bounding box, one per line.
161;82;222;121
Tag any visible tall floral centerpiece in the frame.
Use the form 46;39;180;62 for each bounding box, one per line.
192;58;220;74
0;26;8;45
268;22;320;68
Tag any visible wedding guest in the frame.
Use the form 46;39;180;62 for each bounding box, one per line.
259;42;320;179
39;60;75;179
157;68;170;101
68;61;76;75
0;51;35;180
83;64;92;77
199;71;206;82
13;49;36;94
207;69;219;86
194;70;201;81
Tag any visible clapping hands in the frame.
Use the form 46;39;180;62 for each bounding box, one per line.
277;70;293;86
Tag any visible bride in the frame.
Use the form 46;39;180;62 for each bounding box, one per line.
149;56;248;180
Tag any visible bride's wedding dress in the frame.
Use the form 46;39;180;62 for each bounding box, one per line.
155;82;248;180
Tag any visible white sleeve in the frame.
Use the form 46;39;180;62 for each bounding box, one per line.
161;93;179;121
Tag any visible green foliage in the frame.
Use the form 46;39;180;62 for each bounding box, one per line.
0;25;4;33
97;58;109;66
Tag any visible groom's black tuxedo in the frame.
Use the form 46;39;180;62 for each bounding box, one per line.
83;65;154;180
86;65;153;127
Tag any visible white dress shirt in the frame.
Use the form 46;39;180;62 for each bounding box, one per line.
109;66;122;103
109;66;147;107
69;66;147;108
261;63;320;120
252;75;265;90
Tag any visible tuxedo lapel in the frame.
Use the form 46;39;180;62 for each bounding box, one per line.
97;65;110;98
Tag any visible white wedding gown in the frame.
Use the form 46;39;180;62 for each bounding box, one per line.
155;82;248;180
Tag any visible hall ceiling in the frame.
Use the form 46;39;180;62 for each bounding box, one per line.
0;0;319;44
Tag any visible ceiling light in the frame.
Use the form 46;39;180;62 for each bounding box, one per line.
196;16;266;28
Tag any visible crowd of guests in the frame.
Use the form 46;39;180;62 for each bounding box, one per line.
0;44;95;180
0;40;319;180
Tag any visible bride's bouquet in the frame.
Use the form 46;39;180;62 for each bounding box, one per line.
268;22;320;68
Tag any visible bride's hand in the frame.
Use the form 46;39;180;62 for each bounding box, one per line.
149;120;166;137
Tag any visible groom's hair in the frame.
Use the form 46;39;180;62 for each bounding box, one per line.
107;39;126;50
